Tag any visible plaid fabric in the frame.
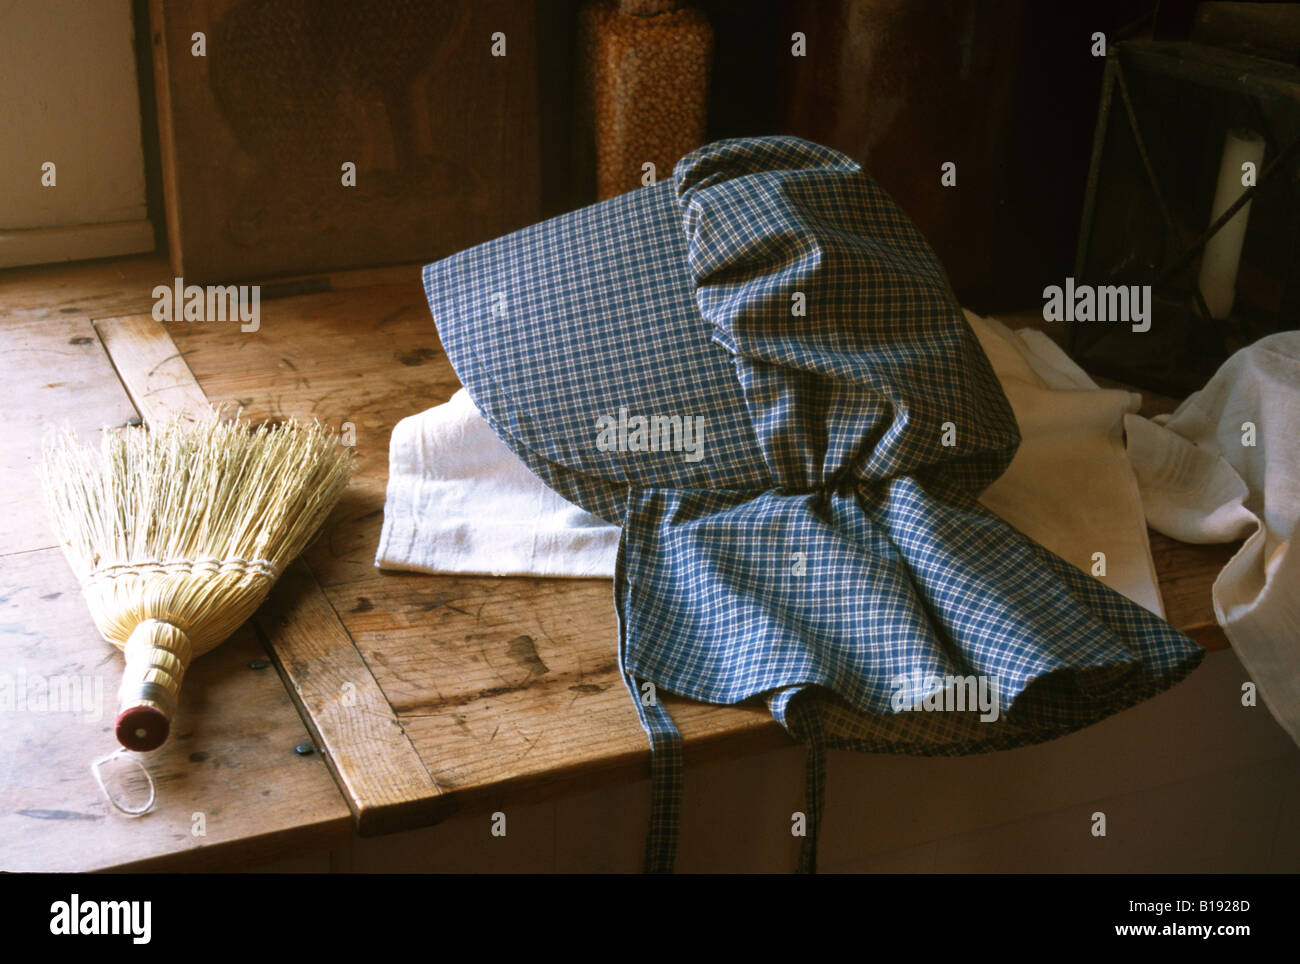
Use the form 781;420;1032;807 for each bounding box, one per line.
423;136;1204;874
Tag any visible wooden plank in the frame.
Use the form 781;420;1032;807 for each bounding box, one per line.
0;251;425;325
254;560;447;835
337;566;788;816
1148;531;1237;651
0;317;138;556
0;296;355;870
95;314;211;424
0;548;352;872
96;308;441;833
0;253;168;324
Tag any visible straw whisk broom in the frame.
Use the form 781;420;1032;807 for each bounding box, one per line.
42;410;353;753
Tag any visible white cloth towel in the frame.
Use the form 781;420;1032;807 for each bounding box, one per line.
1125;332;1300;745
969;312;1164;617
377;311;1167;617
375;388;620;577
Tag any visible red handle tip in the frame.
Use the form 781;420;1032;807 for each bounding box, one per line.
115;705;169;752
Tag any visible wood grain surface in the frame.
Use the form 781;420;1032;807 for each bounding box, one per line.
150;277;795;831
254;560;446;835
0;549;352;872
0;318;138;556
157;272;1232;835
4;254;1236;861
95;314;212;424
85;298;447;839
0;306;351;872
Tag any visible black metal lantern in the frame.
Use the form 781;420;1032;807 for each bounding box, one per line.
1072;40;1300;397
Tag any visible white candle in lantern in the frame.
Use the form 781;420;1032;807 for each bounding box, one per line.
1198;128;1266;320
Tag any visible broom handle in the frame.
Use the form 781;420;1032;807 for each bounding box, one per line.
115;619;193;752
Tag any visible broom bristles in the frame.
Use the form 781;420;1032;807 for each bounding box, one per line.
41;409;354;750
43;411;353;579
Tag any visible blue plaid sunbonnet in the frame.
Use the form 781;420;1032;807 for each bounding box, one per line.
423;136;1204;873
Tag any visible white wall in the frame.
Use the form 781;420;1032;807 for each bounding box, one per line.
0;0;154;266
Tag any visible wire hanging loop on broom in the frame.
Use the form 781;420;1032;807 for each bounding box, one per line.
90;747;156;817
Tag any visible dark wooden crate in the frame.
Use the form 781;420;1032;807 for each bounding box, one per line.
149;0;544;283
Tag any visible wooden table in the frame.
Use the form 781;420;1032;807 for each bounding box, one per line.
0;258;352;870
0;254;1236;871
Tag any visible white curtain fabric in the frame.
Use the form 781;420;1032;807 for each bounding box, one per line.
1125;332;1300;746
